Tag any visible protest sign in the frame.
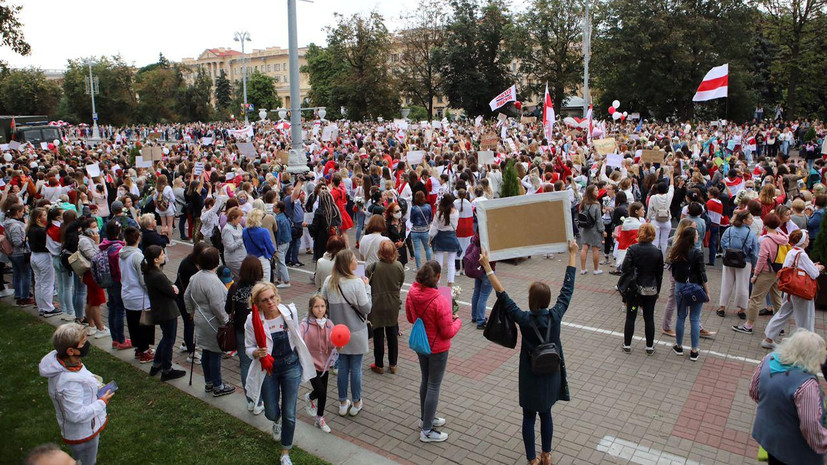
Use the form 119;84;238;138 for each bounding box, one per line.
476;192;573;261
135;156;152;168
148;131;162;140
641;149;665;164
321;125;338;142
497;113;508;122
521;116;537;124
593;137;618;156
505;138;517;152
201;137;213;146
8;141;20;151
606;153;624;168
276;150;289;164
431;121;442;130
85;163;101;177
407;151;425;165
480;132;499;151
425;129;433;142
150;146;164;161
236;142;256;158
193;162;205;175
40;142;49;150
477;151;495;165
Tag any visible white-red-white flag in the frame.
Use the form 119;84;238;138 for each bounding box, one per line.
586;105;593;143
489;85;517;111
542;84;555;142
693;64;729;102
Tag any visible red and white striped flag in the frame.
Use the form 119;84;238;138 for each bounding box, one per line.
586;105;593;143
693;64;729;102
542;84;555;142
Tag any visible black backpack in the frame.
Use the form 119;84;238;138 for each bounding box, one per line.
529;317;561;375
576;206;596;229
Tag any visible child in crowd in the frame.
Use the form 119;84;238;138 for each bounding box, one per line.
300;295;335;433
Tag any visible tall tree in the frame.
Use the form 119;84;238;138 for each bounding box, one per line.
301;43;345;119
178;68;214;122
325;12;400;121
397;0;448;120
0;68;61;116
135;63;186;123
61;55;137;125
436;0;513;118
234;71;282;119
0;0;30;70
214;69;233;111
511;0;582;110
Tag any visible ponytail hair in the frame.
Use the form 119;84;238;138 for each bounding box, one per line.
142;245;163;275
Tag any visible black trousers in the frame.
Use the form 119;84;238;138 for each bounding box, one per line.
125;309;156;353
768;454;786;465
373;324;399;368
308;370;329;417
604;221;614;255
623;295;657;347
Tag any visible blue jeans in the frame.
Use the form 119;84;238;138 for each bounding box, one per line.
707;223;719;265
261;360;302;449
54;256;74;317
471;274;493;324
73;272;86;320
411;231;432;269
287;235;301;264
202;350;223;387
355;210;366;244
337;353;363;402
675;282;704;349
178;215;188;240
276;242;290;283
153;318;177;371
9;253;31;300
236;327;261;405
107;283;126;343
522;409;553;461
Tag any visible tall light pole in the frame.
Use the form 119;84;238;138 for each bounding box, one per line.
286;0;309;173
234;31;251;125
84;59;101;140
582;1;591;117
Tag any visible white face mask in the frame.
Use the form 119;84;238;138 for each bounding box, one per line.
393;212;402;219
316;317;327;326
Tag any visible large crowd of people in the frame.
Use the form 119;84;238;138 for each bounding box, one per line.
13;113;827;464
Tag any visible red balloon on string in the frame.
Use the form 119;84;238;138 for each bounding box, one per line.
621;116;626;121
608;106;616;115
331;324;351;347
514;101;522;111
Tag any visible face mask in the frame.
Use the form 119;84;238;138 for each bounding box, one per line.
393;212;402;219
238;197;247;205
75;340;91;358
316;317;327;326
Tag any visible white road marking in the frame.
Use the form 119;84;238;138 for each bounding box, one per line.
597;435;703;465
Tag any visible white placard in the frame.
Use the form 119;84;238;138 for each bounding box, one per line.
85;163;101;177
135;156;152;168
201;137;213;146
431;121;442;129
505;138;517;152
110;164;121;174
8;141;21;151
425;129;433;142
407;150;425;165
40;142;49;150
0;144;8;151
477;150;495;165
236;142;256;158
606;153;624;168
377;126;386;133
193;162;205;175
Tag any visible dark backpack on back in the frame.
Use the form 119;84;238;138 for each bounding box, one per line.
529;317;561;375
576;205;596;229
462;239;484;279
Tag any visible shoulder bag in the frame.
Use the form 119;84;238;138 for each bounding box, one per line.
139;293;154;326
777;252;818;300
339;283;372;339
677;250;707;303
722;230;750;268
196;299;236;351
68;249;91;276
483;295;517;348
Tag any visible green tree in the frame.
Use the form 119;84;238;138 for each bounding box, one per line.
501;159;520;197
0;0;31;70
178;68;214;122
0;68;61;116
324;12;400;121
511;0;582;110
301;43;345;119
397;0;448;120
436;0;513;118
242;70;282;114
60;55;137;125
214;69;233;111
135;64;185;123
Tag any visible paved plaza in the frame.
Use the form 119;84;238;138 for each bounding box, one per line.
19;237;827;465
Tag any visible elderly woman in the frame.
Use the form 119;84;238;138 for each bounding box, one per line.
619;223;664;354
221;207;247;279
139;213;170;251
184;247;235;397
359;215;387;267
763;230;823;349
39;323;115;465
366;239;405;374
480;242;576;464
321;249;372;417
244;282;314;465
750;329;827;464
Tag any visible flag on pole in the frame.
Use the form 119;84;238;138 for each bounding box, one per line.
488;85;517;112
9;116;15;141
542;84;555;142
693;64;729;102
586;105;593;144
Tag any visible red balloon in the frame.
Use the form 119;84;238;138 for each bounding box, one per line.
621;115;626;121
515;101;522;110
608;106;616;115
331;324;351;347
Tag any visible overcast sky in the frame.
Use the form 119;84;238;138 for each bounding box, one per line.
0;0;420;69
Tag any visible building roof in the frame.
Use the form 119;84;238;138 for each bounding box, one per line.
206;48;242;57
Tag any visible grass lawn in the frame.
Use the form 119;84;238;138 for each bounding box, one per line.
0;306;329;465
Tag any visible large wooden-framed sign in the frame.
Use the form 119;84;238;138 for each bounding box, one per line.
475;192;573;261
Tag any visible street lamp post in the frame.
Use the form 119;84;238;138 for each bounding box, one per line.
84;59;101;140
234;31;252;125
286;0;309;173
582;1;591;116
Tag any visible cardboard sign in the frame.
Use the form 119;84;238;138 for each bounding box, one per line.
480;132;499;151
521;116;537;124
140;146;153;161
236;142;256;158
193;162;205;175
477;150;495;165
135;155;152;168
150;146;164;161
476;192;573;261
321;125;337;142
640;149;665;164
606;153;624;168
148;131;162;140
497;113;507;122
407;150;425;165
505;138;517;152
593;137;618;156
85;163;101;177
276;150;289;164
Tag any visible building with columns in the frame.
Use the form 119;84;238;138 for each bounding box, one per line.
181;46;311;109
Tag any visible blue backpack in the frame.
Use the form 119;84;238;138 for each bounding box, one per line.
408;296;438;355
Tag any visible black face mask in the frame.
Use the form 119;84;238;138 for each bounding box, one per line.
74;340;91;358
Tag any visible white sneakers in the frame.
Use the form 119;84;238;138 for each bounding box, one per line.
272;419;282;442
338;399;363;416
276;283;291;289
349;400;363;416
94;327;111;339
304;392;317;417
60;313;75;321
315;417;331;433
338;399;352;416
247;400;264;415
418;417;446;428
420;429;449;442
280;454;292;465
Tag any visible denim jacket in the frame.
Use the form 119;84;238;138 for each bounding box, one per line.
721;225;759;265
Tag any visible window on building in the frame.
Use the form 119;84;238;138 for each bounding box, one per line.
437;96;444;103
274;63;280;71
283;75;288;83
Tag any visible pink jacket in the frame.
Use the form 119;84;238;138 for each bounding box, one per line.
300;316;335;372
754;231;789;275
405;282;461;354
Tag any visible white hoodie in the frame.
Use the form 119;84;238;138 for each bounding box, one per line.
38;350;108;443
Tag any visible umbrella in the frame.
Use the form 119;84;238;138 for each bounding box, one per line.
251;305;274;374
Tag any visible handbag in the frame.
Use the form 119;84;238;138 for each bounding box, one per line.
217;297;237;352
678;250;707;303
408;296;439;355
483;296;517;348
139;294;153;326
528;317;561;375
777;252;818;300
338;284;372;339
722;231;749;268
68;250;91;276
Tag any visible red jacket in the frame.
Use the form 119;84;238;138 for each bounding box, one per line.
405;282;461;354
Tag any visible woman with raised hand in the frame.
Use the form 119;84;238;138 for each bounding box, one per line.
480;240;578;465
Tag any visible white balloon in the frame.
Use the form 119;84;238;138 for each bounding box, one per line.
612;100;621;109
162;147;170;155
622;111;628;117
685;124;692;132
53;139;60;146
612;112;622;121
3;153;11;162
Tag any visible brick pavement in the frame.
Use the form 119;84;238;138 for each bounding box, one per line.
62;240;827;464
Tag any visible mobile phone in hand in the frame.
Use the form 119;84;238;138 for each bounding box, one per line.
98;381;118;398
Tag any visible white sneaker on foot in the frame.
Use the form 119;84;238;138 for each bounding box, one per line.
276;283;291;289
338;399;351;416
0;288;14;297
304;392;317;417
418;417;446;428
94;327;111;339
280;454;292;465
253;403;264;415
349;400;363;416
86;327;98;336
60;313;75;321
247;400;255;412
420;429;449;442
315;416;331;433
272;419;282;442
